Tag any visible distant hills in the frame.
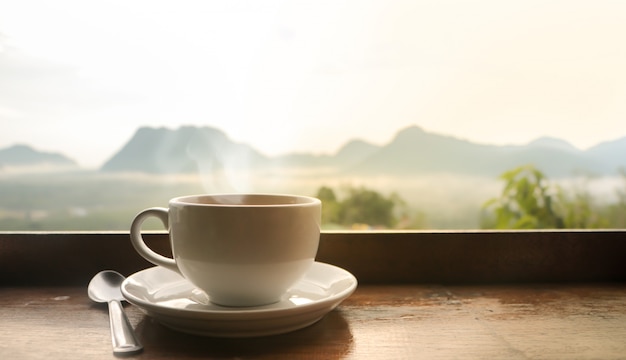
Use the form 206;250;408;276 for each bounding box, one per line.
0;144;76;170
2;125;626;177
347;126;616;177
100;126;266;173
100;125;626;178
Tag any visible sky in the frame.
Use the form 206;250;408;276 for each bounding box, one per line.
1;0;625;168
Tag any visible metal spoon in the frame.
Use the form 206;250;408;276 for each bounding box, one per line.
88;270;143;355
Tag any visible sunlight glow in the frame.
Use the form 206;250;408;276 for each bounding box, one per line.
0;0;625;167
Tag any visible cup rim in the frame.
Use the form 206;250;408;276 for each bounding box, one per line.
169;193;321;207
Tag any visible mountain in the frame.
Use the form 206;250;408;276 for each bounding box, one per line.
349;126;499;175
334;140;380;167
349;126;615;177
488;145;606;177
585;136;626;172
101;126;267;173
0;144;76;169
270;139;379;169
100;124;626;177
527;137;580;153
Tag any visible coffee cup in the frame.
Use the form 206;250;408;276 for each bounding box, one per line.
130;193;321;307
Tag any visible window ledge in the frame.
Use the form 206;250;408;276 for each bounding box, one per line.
1;230;625;285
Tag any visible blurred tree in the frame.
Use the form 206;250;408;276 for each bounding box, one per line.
603;168;626;228
315;186;341;225
482;165;626;229
482;165;564;229
315;185;405;229
555;180;608;229
339;187;396;228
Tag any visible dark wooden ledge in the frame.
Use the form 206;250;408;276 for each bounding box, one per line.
2;231;626;359
1;230;625;285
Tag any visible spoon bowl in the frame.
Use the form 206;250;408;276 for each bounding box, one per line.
88;270;127;303
88;270;143;355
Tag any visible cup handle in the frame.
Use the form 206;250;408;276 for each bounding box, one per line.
130;207;180;274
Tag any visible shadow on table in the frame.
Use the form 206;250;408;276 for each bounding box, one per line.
134;310;354;359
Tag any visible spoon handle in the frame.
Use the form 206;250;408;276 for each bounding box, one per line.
108;300;143;354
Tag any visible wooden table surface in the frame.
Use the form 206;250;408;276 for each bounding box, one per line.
2;283;625;359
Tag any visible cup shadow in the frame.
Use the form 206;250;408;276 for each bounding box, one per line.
134;310;354;359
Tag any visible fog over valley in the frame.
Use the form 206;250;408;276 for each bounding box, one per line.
1;125;624;231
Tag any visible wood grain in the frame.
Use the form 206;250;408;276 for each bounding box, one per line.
1;231;625;358
1;284;625;359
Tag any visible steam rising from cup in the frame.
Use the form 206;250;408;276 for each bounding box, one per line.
186;128;260;194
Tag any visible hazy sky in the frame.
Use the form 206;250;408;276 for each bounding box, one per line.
1;0;625;168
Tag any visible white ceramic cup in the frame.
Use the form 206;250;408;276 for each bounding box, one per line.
130;193;321;307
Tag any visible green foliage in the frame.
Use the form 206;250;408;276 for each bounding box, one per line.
602;168;626;228
483;165;626;229
315;185;409;229
555;182;609;229
339;187;396;228
483;165;563;229
315;186;341;226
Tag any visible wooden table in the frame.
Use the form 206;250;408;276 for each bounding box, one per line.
2;283;626;359
2;231;626;359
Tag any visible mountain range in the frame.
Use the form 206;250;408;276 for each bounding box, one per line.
101;125;626;177
0;144;76;170
2;125;626;178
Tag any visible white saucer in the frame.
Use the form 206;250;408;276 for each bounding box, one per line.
121;262;357;338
